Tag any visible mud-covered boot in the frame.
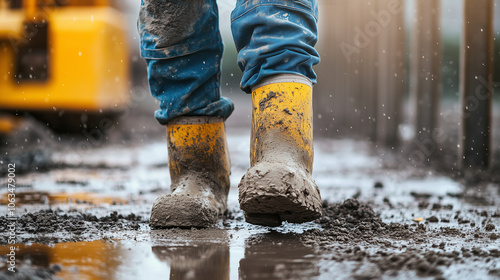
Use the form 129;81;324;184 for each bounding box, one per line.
239;76;322;226
150;116;230;228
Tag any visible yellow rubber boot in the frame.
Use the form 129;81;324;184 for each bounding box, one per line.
239;77;322;226
150;116;231;228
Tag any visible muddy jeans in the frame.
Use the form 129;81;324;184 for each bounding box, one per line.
138;0;320;124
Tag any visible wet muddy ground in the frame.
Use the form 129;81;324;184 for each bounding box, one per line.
0;106;499;280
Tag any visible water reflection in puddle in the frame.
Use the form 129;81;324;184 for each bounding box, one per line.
0;191;129;206
152;245;230;280
0;241;122;279
239;232;320;280
1;230;321;280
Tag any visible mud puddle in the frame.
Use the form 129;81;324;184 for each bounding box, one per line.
1;197;498;279
1;128;499;279
0;228;322;280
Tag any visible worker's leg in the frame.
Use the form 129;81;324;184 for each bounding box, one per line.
139;0;233;124
231;0;320;93
138;0;232;228
231;0;322;226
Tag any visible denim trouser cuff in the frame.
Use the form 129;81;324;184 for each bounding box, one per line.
138;0;319;123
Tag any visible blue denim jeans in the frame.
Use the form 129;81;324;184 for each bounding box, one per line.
138;0;320;124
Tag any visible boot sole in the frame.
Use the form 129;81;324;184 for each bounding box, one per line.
241;193;322;226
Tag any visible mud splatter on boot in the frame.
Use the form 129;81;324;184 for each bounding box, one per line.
239;78;322;226
150;117;230;228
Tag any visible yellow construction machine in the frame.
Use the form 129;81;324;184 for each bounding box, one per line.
0;0;129;133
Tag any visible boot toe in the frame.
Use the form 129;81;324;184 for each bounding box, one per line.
150;193;220;228
238;162;322;226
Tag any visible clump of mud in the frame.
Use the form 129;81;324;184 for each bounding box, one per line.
307;198;425;243
302;199;497;279
0;210;144;243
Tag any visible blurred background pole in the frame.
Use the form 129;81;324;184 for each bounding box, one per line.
359;0;379;141
350;1;363;137
376;0;405;146
314;0;345;135
459;0;493;171
410;0;442;151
